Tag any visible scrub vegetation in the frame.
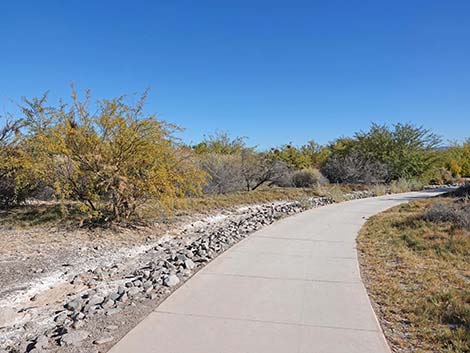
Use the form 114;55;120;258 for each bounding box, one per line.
0;88;468;225
357;184;470;353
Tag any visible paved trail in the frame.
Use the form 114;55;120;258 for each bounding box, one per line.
109;191;443;353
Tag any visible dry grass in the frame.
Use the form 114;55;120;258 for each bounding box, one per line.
0;203;86;229
0;187;326;228
357;197;470;353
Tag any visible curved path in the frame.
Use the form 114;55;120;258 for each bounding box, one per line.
110;190;443;353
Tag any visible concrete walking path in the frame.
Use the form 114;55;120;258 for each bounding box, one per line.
109;191;443;353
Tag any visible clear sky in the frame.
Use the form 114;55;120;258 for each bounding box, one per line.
1;0;469;148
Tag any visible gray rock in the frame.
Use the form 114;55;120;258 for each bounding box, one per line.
117;292;128;303
127;287;142;297
72;320;85;329
148;292;159;300
108;292;121;301
132;279;143;287
73;312;85;321
93;336;114;345
54;311;69;323
184;258;196;270
143;280;153;289
101;299;115;309
164;274;180;287
65;298;83;311
105;308;122;316
88;294;105;306
60;330;89;346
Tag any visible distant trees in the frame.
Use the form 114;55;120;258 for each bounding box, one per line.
321;151;388;184
321;123;442;184
0;86;466;222
268;140;329;170
441;139;470;178
194;132;292;193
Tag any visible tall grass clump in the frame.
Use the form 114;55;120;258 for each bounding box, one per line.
370;184;388;196
390;178;423;193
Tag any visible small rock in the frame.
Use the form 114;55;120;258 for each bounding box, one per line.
117;293;128;303
148;292;158;300
54;311;69;324
72;320;85;329
101;299;115;309
65;298;83;312
184;258;196;270
88;294;105;306
60;330;89;346
127;287;142;297
164;274;180;287
105;308;122;316
94;336;114;345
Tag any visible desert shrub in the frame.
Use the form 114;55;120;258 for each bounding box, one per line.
453;183;470;198
370;184;388;196
193;132;246;155
240;150;292;190
269;141;331;170
194;133;294;192
353;123;441;181
321;151;388;184
268;144;311;170
292;168;328;188
326;184;345;202
424;203;470;229
426;167;455;185
199;153;244;194
324;123;441;183
389;178;423;193
0;119;45;209
440;139;470;177
448;159;463;177
407;178;424;191
21;90;205;222
265;160;293;187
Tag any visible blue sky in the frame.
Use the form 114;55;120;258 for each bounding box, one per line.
1;0;469;148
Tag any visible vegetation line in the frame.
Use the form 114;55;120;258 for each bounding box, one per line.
1;88;468;225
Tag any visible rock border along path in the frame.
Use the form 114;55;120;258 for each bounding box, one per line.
108;190;445;353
